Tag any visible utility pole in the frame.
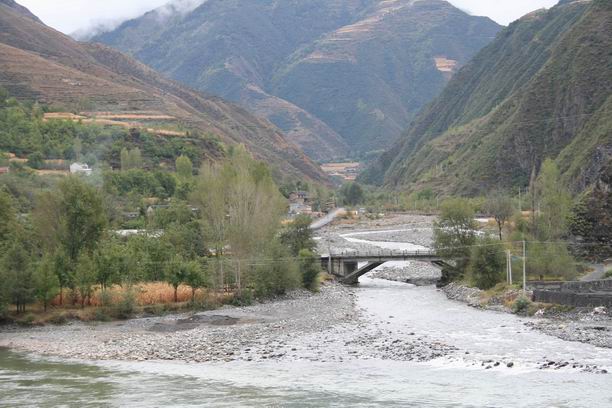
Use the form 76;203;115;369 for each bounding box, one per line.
506;250;512;285
522;240;527;292
518;187;522;213
237;260;241;296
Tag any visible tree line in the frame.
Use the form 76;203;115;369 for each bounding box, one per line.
0;145;320;319
433;159;599;290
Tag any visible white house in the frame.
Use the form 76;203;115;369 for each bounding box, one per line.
70;162;93;176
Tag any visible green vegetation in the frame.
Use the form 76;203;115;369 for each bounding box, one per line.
467;237;506;290
433;198;478;285
0;90;222;171
281;215;317;257
365;0;611;197
0;91;321;321
433;161;588;289
339;182;365;207
484;192;514;240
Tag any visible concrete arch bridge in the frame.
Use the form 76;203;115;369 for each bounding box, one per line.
320;250;450;284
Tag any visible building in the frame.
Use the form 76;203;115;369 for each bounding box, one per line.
289;202;313;216
70;162;93;176
289;191;309;205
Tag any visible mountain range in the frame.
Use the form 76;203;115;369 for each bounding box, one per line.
361;0;611;195
0;0;328;183
93;0;501;160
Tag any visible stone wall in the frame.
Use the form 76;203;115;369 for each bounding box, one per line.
533;290;612;308
532;279;612;307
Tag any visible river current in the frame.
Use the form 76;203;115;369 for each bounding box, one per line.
1;231;612;407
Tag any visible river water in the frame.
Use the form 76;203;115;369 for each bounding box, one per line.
2;231;612;407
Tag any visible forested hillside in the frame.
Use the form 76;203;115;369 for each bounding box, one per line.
94;0;500;159
0;0;327;183
362;0;611;196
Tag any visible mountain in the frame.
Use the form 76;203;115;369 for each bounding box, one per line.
0;1;328;183
362;0;612;195
93;0;501;159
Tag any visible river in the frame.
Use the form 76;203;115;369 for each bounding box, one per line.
1;227;612;407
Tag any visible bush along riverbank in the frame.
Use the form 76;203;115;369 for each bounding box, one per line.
442;282;612;349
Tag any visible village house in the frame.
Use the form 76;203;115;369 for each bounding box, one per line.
288;190;313;215
70;162;93;176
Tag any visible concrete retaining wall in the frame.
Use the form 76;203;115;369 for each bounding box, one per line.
529;279;612;293
533;290;612;308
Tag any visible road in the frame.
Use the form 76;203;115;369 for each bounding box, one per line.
310;207;345;230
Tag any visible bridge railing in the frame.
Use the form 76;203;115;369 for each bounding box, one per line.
323;249;437;259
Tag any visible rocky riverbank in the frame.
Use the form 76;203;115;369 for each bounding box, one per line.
0;281;461;364
1;213;609;375
442;282;612;350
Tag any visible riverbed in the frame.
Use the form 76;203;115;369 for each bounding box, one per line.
1;215;612;407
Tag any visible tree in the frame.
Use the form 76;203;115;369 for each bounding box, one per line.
2;236;35;313
433;198;478;284
569;179;612;260
166;257;189;302
299;249;320;291
184;261;208;302
94;240;127;290
281;215;316;256
35;255;60;312
51;251;72;306
535;159;572;240
27;151;44;169
120;148;130;171
340;182;365;206
528;242;576;281
0;189;16;249
250;239;300;298
175;155;193;181
128;148;143;170
73;137;82;162
467;237;505;289
484;192;515;240
191;145;286;293
74;254;96;308
56;177;106;263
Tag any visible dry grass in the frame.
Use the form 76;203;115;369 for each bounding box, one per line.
34;169;69;176
43;112;187;138
5;282;237;325
50;282;219;307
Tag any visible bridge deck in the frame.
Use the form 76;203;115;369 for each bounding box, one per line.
319;250;449;284
321;250;441;262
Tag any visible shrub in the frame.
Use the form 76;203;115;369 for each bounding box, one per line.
467;237;505;290
114;289;136;319
93;308;111;322
299;249;320;291
512;296;532;315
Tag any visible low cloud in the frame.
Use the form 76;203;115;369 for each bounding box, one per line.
69;0;207;40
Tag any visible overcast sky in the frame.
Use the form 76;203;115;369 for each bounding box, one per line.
18;0;560;35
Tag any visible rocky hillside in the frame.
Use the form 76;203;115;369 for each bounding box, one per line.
93;0;500;159
0;1;328;183
362;0;612;195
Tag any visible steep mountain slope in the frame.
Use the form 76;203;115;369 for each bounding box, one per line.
0;1;328;183
362;0;612;195
94;0;500;158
